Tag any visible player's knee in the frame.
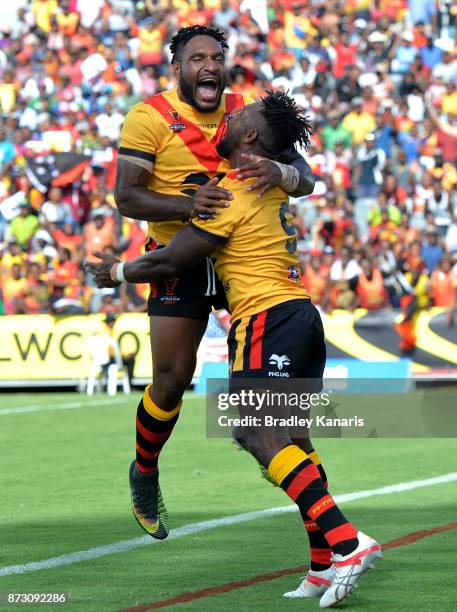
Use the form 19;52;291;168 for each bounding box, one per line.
151;364;194;408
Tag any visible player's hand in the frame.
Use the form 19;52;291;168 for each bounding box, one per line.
235;153;282;197
85;251;121;288
190;177;232;218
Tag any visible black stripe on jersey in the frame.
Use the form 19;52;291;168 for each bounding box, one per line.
242;314;256;371
118;147;156;162
227;318;241;365
190;223;227;245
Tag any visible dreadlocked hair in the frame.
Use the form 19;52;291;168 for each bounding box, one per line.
169;26;228;62
260;90;313;154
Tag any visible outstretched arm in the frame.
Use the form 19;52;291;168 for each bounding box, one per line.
425;92;457;137
86;224;218;287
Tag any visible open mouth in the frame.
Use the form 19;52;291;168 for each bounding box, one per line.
196;77;220;103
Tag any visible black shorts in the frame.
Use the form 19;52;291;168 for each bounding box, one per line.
146;240;228;318
227;299;326;381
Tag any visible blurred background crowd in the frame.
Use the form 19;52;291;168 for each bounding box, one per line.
0;0;456;319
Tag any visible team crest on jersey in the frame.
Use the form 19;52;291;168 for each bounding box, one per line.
167;110;186;131
288;266;300;282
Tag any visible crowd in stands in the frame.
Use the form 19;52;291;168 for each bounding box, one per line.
0;0;456;317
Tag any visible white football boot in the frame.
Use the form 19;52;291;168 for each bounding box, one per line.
319;531;382;608
283;567;334;598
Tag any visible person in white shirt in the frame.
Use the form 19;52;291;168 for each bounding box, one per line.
40;187;73;229
329;246;361;309
94;102;125;143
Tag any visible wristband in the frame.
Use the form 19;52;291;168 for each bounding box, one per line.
272;161;300;193
110;262;126;283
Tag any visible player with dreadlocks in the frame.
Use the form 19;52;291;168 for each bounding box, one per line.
89;91;382;608
113;24;315;544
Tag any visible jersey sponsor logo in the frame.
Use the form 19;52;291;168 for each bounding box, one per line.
268;353;291;377
198;123;218;129
167;109;186;132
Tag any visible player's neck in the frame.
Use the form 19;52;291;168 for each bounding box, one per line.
229;146;270;169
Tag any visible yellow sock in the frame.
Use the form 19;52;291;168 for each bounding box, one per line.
143;385;182;421
268;445;311;485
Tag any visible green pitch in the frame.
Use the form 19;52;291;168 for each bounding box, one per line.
0;391;456;611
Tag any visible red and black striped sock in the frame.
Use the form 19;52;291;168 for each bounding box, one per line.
302;449;332;570
268;445;358;557
135;385;182;474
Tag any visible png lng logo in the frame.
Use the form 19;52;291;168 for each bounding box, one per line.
268;354;291;377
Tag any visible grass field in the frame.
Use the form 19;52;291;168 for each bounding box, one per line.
1;391;456;611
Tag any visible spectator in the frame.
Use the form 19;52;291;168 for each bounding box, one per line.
321;113;352;150
355;133;386;199
9;203;40;249
429;256;457;308
137;17;167;71
94;102;125;143
421;227;444;272
82;211;118;264
354;257;388;310
17;260;50;314
342;97;376;145
40;187;74;229
420;36;442;69
329;247;361;309
2;262;27;314
0;128;16;168
391;31;417;74
301;251;330;310
427;180;453;235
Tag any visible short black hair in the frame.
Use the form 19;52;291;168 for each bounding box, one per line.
169;26;228;63
259;91;313;155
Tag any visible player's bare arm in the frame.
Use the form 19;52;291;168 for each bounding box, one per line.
234;151;315;197
87;224;217;287
115;160;232;221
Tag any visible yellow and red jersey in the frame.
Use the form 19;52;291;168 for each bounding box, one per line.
118;88;247;245
191;174;309;321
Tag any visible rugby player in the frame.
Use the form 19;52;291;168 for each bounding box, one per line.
88;91;381;608
115;25;315;541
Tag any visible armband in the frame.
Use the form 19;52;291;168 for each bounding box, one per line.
272;161;300;192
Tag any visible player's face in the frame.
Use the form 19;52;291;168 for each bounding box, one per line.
216;104;257;158
176;36;227;113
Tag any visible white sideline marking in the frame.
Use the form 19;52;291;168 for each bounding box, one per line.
1;472;456;577
0;392;202;416
0;398;126;416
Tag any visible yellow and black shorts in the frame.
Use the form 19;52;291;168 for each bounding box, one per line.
228;299;326;380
